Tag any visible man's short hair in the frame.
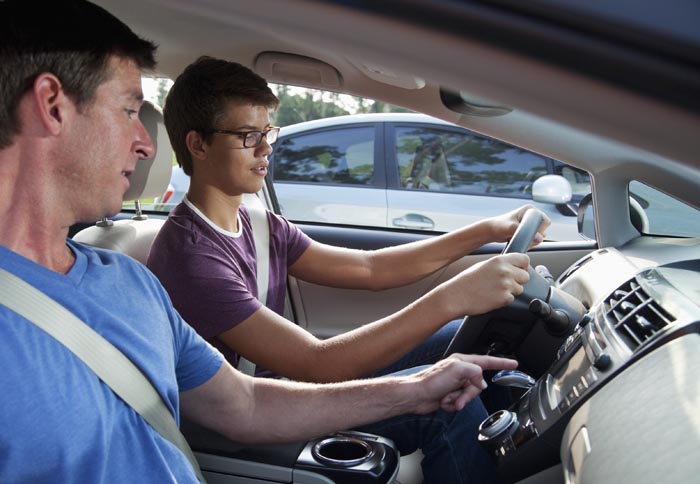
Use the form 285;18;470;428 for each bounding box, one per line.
0;0;157;148
163;56;280;176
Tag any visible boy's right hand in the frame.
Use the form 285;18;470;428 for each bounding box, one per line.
443;253;531;316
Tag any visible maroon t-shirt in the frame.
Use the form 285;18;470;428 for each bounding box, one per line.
147;199;312;369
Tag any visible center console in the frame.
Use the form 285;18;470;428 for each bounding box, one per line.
182;419;399;484
478;313;601;482
477;265;699;482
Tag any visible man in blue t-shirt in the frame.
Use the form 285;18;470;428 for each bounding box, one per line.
0;2;519;483
146;56;549;483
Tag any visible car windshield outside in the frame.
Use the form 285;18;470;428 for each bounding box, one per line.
134;80;700;241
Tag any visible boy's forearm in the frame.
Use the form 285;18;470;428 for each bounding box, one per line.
370;219;495;288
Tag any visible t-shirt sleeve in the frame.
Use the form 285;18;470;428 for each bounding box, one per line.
138;263;224;392
267;211;312;266
170;310;224;392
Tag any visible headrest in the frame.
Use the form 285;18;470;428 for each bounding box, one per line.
123;101;173;201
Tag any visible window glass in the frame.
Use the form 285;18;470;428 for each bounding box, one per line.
552;163;591;198
629;181;700;237
271;127;374;185
396;126;548;197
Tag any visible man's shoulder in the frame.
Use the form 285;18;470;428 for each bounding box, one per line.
69;239;157;283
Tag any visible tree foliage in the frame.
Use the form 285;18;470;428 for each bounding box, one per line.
144;77;413;127
270;84;412;127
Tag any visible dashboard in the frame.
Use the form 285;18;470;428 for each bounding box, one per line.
480;237;700;484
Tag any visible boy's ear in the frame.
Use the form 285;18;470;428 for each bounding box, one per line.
185;130;208;161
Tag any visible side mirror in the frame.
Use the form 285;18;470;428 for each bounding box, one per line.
576;193;596;240
532;175;572;204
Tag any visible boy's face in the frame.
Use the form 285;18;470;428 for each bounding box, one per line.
195;101;273;196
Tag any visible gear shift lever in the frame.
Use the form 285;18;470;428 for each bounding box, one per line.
492;370;536;389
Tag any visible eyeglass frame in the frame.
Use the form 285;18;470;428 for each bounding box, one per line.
205;126;280;148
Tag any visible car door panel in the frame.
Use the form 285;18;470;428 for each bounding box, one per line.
275;183;387;227
387;189;580;240
288;223;595;339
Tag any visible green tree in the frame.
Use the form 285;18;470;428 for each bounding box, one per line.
272;87;348;126
270;85;413;126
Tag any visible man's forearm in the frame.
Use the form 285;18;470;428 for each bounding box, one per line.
225;373;417;444
181;354;516;446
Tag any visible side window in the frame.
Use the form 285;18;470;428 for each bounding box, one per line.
396;126;548;197
629;181;700;237
271;127;374;185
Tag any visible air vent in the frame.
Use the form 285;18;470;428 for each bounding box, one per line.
603;279;675;350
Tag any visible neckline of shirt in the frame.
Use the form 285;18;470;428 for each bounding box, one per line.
183;195;243;238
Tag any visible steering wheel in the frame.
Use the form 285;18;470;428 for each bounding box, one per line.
442;209;552;361
500;209;544;255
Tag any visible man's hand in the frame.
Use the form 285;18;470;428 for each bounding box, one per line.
408;354;519;413
488;205;551;247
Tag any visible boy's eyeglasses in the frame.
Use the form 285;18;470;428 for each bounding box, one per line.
208;126;280;148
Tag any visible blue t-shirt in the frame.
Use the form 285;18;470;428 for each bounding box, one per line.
0;240;224;483
147;200;311;370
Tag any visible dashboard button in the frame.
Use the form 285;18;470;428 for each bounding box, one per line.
593;353;612;371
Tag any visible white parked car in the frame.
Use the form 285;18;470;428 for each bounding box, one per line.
269;113;589;241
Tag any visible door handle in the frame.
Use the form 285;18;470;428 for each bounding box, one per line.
392;213;435;230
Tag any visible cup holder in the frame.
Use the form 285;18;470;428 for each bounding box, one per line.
312;436;375;467
297;431;398;483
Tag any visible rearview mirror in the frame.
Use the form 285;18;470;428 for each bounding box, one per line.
532;175;572;204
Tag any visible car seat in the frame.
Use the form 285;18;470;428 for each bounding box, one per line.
72;101;173;264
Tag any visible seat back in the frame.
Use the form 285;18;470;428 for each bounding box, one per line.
72;101;174;264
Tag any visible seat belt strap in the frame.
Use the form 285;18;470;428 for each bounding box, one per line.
236;200;270;376
248;203;270;306
0;268;207;483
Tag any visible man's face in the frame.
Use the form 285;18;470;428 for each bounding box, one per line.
60;56;154;222
194;101;273;196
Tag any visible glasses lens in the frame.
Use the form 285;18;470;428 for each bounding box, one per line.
266;128;279;144
244;131;263;148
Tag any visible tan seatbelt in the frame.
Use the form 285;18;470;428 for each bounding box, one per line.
236;199;270;376
0;268;207;483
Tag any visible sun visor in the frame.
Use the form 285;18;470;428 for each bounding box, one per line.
254;52;342;90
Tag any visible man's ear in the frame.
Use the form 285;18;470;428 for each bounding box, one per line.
32;73;68;135
185;130;208;161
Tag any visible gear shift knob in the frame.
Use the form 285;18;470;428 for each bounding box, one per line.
492;370;536;388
